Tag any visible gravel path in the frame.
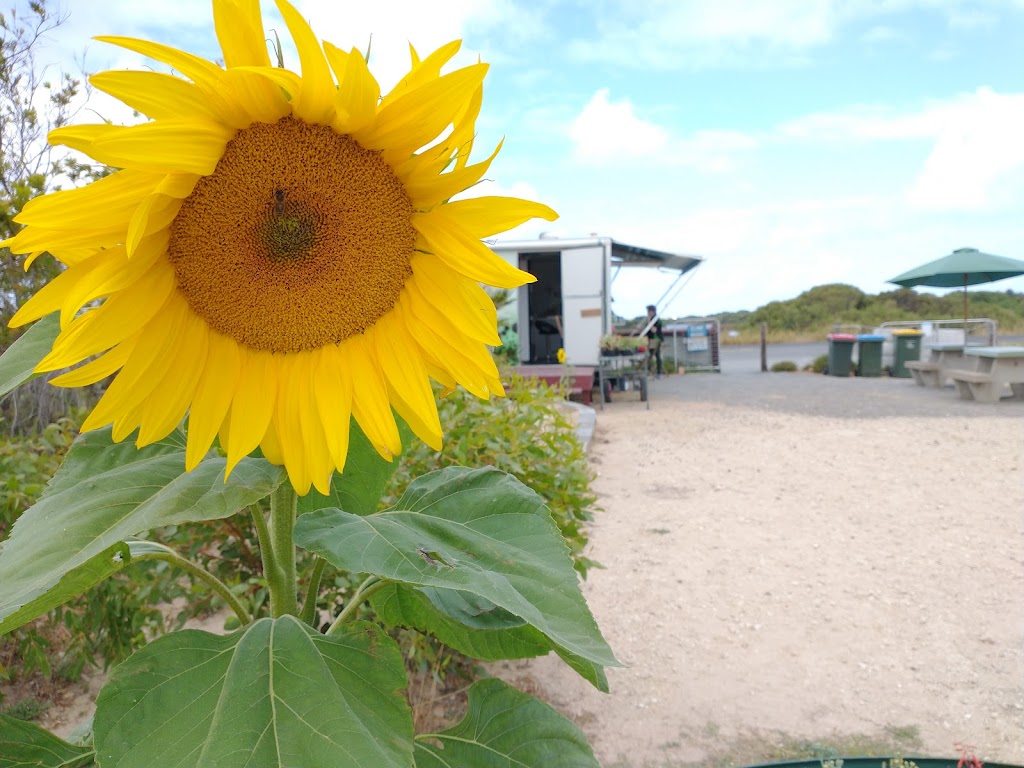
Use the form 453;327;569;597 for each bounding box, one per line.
500;372;1024;766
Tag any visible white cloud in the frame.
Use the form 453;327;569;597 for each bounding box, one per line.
568;89;669;163
907;88;1024;210
568;89;757;171
776;88;1024;211
565;0;1024;70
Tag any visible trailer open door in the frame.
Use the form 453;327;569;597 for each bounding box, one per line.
560;244;607;366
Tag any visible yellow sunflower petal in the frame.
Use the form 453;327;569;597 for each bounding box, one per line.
36;264;176;372
356;64;487;152
345;334;401;460
403;140;501;210
49;337;135;388
95;35;225;88
296;356;334;495
185;330;241;471
323;42;379;134
374;310;442;451
407;317;490;399
12;169;159;232
214;0;271;68
402;271;499;346
10;254;108;328
275;0;335;124
136;311;209;446
127;195;181;257
414;210;536;289
439;196;558;239
272;354;310;495
313;344;353;471
89;71;222;123
224;350;277;477
410;253;500;344
88;121;237;175
381;39;461;106
80;297;187;434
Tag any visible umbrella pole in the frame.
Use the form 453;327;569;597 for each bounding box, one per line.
963;273;968;345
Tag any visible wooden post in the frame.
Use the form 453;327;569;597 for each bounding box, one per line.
760;323;768;372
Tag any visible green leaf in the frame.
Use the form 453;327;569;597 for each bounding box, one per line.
297;418;412;517
0;540;173;637
371;584;608;691
0;428;285;634
413;678;599;768
93;617;412;768
294;467;617;669
0;314;59;399
0;714;95;767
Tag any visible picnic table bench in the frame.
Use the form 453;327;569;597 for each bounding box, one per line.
905;343;974;387
947;346;1024;403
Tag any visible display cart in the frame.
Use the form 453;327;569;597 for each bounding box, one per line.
597;352;649;410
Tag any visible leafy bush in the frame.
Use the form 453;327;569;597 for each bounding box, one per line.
770;360;798;372
806;354;829;374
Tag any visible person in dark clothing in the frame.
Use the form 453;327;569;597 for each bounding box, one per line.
645;304;664;377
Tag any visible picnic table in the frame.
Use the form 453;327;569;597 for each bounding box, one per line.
904;343;974;387
947;346;1024;403
598;353;649;410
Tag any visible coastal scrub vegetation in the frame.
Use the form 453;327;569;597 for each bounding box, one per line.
714;283;1024;341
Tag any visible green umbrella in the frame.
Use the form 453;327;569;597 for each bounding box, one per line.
888;247;1024;329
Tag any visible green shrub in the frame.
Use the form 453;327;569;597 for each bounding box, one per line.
805;354;828;374
770;360;798;372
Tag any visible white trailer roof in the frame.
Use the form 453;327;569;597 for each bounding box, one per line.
492;236;702;274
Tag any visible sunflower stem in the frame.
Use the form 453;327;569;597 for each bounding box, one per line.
299;556;328;628
325;576;384;635
133;543;252;626
250;502;281;613
268;483;298;617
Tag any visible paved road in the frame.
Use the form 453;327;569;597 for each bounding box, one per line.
717;334;1024;374
718;341;826;373
640;359;1024;420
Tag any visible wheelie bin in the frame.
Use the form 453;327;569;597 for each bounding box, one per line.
891;329;923;378
856;334;885;377
826;333;856;377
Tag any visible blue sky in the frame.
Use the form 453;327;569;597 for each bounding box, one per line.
34;0;1024;319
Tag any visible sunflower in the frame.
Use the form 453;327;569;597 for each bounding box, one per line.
4;0;556;495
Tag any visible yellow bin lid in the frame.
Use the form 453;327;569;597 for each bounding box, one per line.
892;329;924;336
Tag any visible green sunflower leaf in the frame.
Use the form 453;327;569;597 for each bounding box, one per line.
0;428;285;634
297;417;412;517
0;313;59;399
0;714;95;768
294;466;618;669
413;678;599;768
93;617;412;768
370;584;608;691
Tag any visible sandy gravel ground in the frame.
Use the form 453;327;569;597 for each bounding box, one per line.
500;372;1024;767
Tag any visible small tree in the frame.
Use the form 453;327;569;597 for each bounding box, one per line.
0;1;99;433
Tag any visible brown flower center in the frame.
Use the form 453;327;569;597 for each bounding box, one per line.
168;116;415;353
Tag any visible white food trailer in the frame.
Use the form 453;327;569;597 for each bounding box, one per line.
491;236;703;366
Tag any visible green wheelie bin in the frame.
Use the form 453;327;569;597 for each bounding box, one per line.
826;333;856;377
856;334;885;377
891;329;923;378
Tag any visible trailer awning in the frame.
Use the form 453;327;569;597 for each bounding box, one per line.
609;241;701;273
491;236;702;274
